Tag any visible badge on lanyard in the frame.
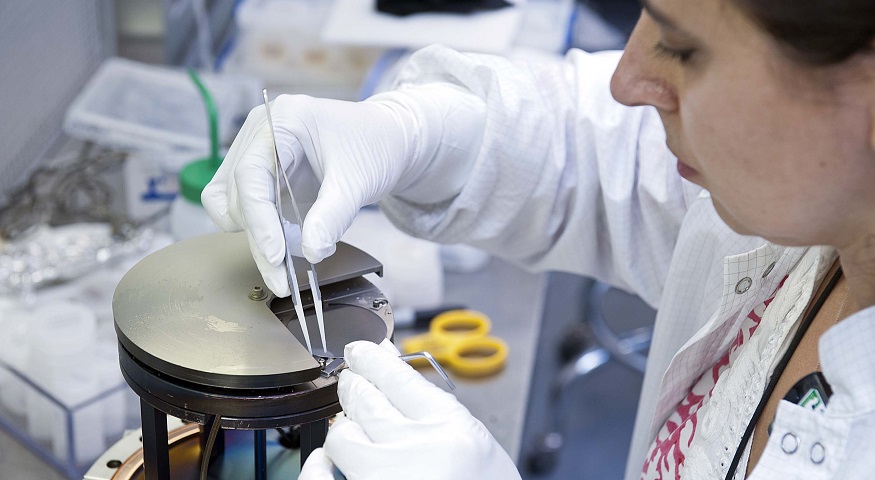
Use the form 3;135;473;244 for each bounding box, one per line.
786;371;832;412
769;371;833;434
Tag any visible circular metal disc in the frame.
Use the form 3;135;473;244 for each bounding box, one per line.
113;232;390;389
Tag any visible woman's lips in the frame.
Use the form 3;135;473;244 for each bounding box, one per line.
667;141;698;179
677;159;698;179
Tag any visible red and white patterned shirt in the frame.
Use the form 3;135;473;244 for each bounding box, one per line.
641;277;787;480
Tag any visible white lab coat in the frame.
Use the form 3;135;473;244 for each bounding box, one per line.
380;45;875;479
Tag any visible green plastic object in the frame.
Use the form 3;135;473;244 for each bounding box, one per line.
178;69;223;205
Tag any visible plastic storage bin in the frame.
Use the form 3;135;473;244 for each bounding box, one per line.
0;228;168;479
0;349;132;478
63;57;262;169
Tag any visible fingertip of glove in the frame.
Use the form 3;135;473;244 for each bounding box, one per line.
335;368;357;391
378;338;401;355
301;235;335;264
200;186;239;233
323;415;368;452
344;341;401;371
299;448;334;477
305;447;330;465
342;340;378;361
259;263;291;297
265;279;291;298
300;198;349;263
335;368;379;399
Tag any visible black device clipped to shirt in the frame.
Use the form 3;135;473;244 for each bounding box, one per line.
784;371;832;412
767;371;833;435
377;0;512;17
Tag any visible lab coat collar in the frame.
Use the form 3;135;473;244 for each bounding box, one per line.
820;305;875;417
648;242;808;438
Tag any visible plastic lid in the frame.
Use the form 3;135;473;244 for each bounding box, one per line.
178;157;220;205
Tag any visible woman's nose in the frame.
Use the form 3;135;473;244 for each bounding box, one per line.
610;15;679;112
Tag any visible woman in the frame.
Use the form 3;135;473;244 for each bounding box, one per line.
202;0;874;477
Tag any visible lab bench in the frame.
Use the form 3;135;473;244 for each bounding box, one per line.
394;257;546;462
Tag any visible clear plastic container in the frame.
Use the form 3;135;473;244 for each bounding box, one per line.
63;57;262;159
0;359;129;477
0;233;164;478
26;301;97;442
0;299;30;416
0;297;133;477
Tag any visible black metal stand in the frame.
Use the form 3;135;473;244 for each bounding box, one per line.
140;400;170;480
300;418;329;467
254;430;267;480
123;344;341;480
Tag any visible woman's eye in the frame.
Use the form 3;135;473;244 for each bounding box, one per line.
654;42;697;64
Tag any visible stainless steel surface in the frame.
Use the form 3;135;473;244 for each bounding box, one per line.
113;232;386;389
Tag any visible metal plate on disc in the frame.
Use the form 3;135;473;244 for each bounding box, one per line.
279;303;389;359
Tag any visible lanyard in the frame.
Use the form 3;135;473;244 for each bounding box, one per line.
723;265;843;480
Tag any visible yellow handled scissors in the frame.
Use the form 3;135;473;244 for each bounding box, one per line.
400;310;508;377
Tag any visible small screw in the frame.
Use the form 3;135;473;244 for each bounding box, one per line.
249;286;267;301
372;298;388;309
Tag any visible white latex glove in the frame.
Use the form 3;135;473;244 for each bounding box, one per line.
202;87;484;297
298;341;521;480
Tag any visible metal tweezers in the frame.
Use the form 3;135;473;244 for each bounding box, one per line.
262;89;327;356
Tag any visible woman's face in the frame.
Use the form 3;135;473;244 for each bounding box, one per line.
611;0;875;249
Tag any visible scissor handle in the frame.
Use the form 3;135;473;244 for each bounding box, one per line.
429;310;491;340
402;310;508;377
444;336;508;377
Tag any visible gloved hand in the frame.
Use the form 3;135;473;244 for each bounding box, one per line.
298;341;521;480
202;87;485;297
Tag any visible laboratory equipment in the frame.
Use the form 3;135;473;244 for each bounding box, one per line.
262;88;327;357
401;309;509;377
112;232;391;479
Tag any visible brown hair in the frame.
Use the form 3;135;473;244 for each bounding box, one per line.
732;0;875;65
